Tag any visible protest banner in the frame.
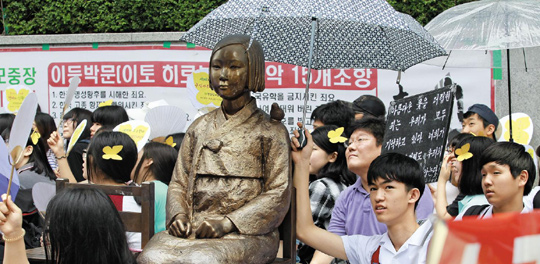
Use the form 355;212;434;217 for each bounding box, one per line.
428;210;540;264
382;88;453;183
0;43;493;134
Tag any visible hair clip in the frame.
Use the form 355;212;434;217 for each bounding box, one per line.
455;143;473;161
165;136;176;148
99;100;113;107
31;129;41;145
102;145;123;160
328;127;347;144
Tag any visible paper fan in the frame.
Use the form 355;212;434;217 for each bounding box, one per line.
6;93;37;196
145;106;187;140
8;93;38;164
67;119;87;154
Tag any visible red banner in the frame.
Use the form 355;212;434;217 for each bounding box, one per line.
435;210;540;264
47;61;377;90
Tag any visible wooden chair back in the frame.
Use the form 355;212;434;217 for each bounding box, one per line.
273;187;296;264
55;178;155;248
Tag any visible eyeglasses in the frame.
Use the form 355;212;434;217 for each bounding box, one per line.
344;137;371;148
82;149;87;159
64;118;75;125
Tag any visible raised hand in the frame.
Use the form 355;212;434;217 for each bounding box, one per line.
0;194;23;240
47;131;66;158
291;122;313;165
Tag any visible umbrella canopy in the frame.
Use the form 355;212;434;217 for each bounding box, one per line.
181;0;446;71
426;0;540;51
425;0;540;142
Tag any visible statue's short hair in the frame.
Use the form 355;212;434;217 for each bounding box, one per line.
209;35;266;93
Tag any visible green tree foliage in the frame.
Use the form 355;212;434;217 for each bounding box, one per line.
0;0;474;35
387;0;476;26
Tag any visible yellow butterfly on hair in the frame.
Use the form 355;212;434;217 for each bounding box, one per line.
31;129;41;145
165;136;176;148
99;99;113;107
455;143;473;161
327;127;347;144
102;145;123;160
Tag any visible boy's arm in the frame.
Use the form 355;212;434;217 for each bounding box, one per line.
434;154;453;220
292;127;347;260
310;250;335;264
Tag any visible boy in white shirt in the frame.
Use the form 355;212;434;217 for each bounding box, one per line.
292;129;433;264
457;142;535;219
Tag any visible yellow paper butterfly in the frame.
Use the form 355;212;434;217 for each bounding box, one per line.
102;145;123;160
165;136;177;148
99;100;113;107
455;143;473;161
328;127;347;144
31;130;41;145
504;117;531;145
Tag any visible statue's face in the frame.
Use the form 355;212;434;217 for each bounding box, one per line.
210;44;249;100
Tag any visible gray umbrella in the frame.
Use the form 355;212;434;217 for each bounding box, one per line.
182;0;446;144
182;0;446;71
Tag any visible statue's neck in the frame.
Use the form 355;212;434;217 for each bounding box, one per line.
222;93;251;116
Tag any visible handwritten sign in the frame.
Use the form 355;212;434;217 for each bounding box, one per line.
187;69;222;109
113;120;151;152
382;88;453;183
3;86;31;113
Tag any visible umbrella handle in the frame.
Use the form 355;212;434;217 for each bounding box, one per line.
296;128;307;149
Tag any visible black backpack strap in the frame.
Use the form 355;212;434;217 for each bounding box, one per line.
463;204;490;216
533;191;540;209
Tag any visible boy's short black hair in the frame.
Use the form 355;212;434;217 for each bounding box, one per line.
311;100;354;129
480;142;536;195
368;152;425;209
346;118;386;146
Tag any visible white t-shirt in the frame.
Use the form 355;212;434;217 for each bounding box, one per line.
341;219;433;264
455;203;532;220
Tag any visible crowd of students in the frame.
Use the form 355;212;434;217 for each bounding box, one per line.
293;98;538;264
0;105;182;263
0;94;537;264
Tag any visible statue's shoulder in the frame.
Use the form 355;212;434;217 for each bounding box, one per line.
185;109;219;134
254;108;289;138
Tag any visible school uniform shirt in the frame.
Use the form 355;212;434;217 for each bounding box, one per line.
328;177;434;236
455;204;533;220
342;219;433;264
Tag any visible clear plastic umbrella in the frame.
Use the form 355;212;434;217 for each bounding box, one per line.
424;0;540;141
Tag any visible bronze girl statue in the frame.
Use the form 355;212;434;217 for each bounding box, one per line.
139;35;291;263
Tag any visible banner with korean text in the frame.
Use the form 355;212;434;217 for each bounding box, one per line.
0;44;493;133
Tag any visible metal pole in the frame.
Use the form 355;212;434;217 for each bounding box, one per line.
297;17;317;148
507;49;513;142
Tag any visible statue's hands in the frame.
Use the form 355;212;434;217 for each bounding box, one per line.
291;122;313;165
168;214;192;238
195;217;237;239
